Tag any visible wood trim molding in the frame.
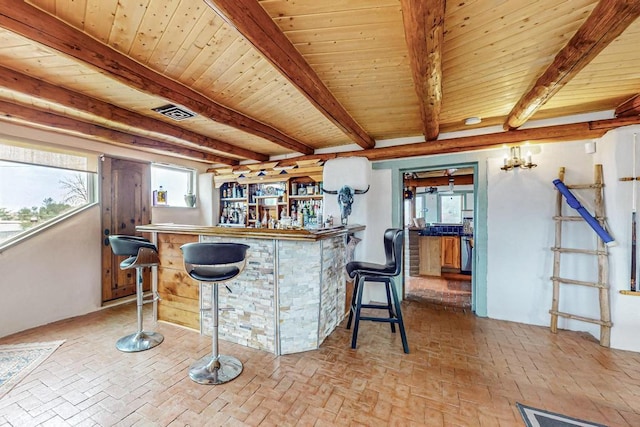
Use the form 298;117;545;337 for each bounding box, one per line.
400;0;445;141
504;0;640;130
405;175;473;187
274;115;640;164
203;0;375;150
0;0;314;155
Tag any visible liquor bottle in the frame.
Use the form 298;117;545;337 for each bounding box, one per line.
303;203;309;227
298;203;304;227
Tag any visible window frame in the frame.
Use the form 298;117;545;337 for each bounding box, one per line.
0;139;99;252
150;163;198;208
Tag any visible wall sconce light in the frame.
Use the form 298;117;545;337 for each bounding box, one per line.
500;146;537;171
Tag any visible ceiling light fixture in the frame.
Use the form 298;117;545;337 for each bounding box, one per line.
464;117;481;125
500;146;537;171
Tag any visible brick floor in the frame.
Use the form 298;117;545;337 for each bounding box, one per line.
1;300;639;426
406;275;472;309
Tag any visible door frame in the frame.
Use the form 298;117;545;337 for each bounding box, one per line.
372;157;487;316
400;164;475;299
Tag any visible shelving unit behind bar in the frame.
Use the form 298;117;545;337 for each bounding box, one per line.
218;178;323;228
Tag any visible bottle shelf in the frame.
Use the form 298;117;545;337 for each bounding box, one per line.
219;179;323;227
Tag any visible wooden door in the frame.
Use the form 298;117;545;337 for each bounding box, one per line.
440;236;461;270
101;157;151;302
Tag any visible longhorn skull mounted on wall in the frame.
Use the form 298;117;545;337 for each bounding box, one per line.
322;185;370;225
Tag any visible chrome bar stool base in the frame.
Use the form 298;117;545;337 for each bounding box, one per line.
189;354;243;385
116;331;164;353
108;236;164;353
180;242;250;386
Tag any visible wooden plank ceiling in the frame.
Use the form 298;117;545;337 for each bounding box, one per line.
0;0;639;166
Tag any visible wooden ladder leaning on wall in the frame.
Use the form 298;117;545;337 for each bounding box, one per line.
550;164;613;347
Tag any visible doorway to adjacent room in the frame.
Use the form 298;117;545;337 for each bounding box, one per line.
402;166;474;310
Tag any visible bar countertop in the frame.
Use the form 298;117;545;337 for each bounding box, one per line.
137;223;365;241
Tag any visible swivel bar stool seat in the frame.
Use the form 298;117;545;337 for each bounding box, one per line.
180;242;249;385
108;235;164;352
346;228;409;353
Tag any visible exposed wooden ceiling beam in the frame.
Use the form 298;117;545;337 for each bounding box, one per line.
275;115;640;165
504;0;640;130
615;93;640;117
0;66;267;163
0;0;313;155
203;0;375;150
0;100;237;165
400;0;445;141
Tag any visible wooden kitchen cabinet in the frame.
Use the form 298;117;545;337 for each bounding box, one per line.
441;236;461;271
419;236;441;276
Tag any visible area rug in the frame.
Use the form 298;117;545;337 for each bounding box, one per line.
0;340;65;399
517;402;607;427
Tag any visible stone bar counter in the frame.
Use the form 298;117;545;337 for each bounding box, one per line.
137;224;364;355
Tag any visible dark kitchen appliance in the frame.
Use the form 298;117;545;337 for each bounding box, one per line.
461;236;473;275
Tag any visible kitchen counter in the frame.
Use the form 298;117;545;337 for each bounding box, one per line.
416;226;473;237
138;223;364;355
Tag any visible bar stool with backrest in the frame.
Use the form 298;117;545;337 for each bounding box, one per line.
346;228;409;353
108;235;164;352
180;242;249;385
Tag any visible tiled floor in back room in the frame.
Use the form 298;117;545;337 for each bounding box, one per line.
1;300;639;426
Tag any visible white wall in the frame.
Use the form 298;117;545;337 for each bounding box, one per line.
485;127;640;352
0;207;102;337
486;140;601;338
0;123;214;338
597;126;640;351
323;157;392;262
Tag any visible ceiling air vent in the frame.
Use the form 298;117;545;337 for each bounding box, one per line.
152;104;196;121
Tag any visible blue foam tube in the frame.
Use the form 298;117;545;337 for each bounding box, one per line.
552;179;615;245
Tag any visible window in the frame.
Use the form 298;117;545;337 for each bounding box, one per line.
440;194;463;223
0;138;98;248
151;163;197;207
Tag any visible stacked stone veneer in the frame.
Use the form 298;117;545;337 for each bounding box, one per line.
199;234;347;355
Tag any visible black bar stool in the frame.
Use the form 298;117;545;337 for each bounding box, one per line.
180;242;249;385
346;228;409;353
108;235;164;352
